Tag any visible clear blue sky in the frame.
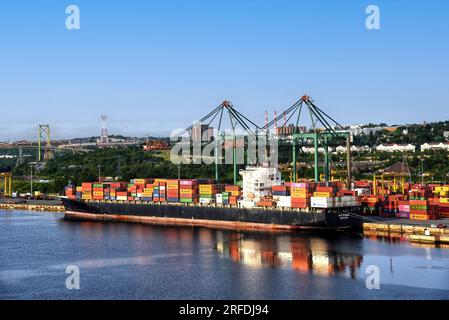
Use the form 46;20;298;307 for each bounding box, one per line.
1;0;449;140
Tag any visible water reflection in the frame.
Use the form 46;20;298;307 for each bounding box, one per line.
364;230;449;249
215;233;363;278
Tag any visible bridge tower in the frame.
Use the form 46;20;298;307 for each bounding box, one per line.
38;125;53;162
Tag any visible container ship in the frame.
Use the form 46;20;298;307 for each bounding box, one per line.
62;167;363;231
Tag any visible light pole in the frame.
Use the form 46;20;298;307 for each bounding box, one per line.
421;158;424;185
98;165;101;182
29;162;36;197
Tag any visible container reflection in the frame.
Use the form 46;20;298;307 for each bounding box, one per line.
215;233;363;278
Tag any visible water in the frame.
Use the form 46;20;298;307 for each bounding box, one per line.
1;210;449;300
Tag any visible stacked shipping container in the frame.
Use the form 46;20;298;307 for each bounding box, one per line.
180;179;198;203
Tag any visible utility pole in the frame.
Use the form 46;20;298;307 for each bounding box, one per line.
116;156;121;178
29;163;36;196
98;165;101;182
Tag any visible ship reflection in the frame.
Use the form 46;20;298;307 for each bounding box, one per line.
215;233;363;278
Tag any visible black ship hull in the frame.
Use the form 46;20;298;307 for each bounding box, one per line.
62;198;362;231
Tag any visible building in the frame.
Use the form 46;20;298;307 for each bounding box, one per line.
420;142;449;151
375;143;416;153
334;145;371;153
276;124;307;136
143;140;170;151
301;146;327;154
444;131;449;139
192;124;214;142
347;126;384;136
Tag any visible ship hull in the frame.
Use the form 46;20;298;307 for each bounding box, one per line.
62;198;362;231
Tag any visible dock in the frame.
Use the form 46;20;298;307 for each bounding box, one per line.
363;217;449;245
0;199;65;212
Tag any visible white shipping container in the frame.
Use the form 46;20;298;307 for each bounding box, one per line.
200;198;212;204
239;200;257;208
117;196;127;201
353;188;369;196
273;196;291;202
311;197;335;208
276;202;291;208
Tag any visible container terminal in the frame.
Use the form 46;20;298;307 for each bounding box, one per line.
2;96;449;240
59;96;449;240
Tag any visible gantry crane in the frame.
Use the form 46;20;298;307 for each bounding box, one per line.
173;100;259;184
175;96;351;186
0;172;12;197
259;95;352;186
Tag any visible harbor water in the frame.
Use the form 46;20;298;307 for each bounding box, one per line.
1;210;449;299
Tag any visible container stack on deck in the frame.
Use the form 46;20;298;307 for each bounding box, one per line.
199;184;216;204
82;182;92;200
167;179;180;202
180;179;198;203
64;185;76;200
290;183;313;209
66;176;449;221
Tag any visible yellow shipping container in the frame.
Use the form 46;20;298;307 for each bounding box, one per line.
82;194;92;200
314;192;332;197
93;191;104;196
440;198;449;204
291;193;308;199
291;187;308;192
134;179;146;185
410;214;429;221
180;189;194;194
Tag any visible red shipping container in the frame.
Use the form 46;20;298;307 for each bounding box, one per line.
316;186;334;193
